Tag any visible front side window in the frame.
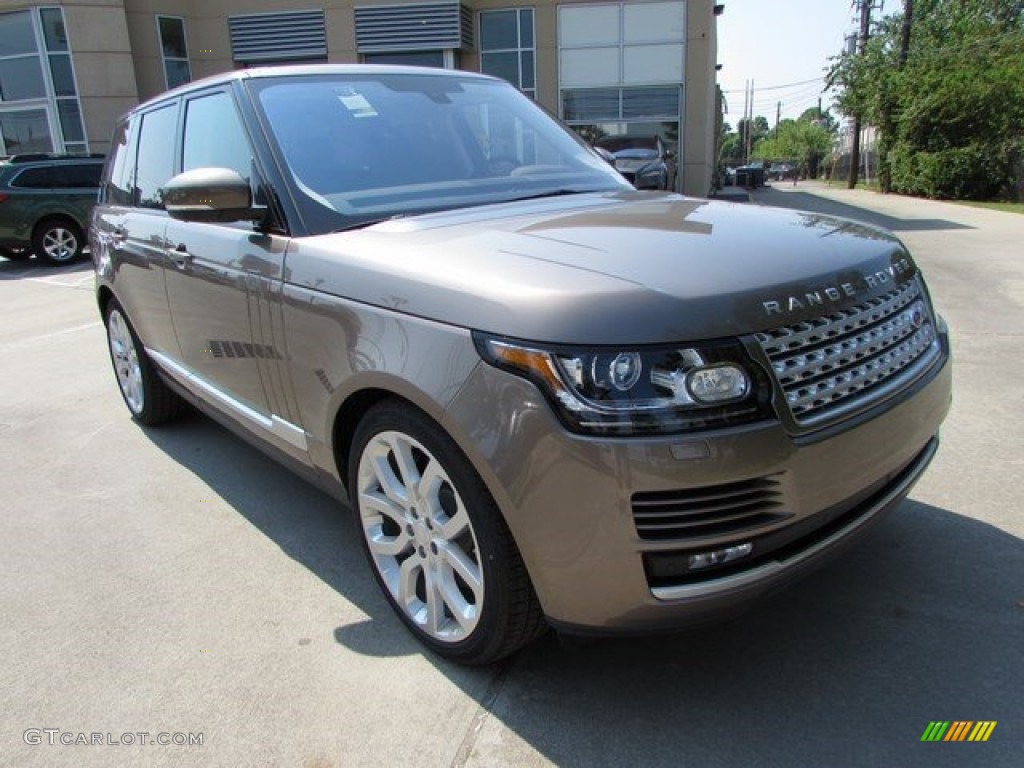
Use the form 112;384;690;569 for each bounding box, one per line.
251;72;627;234
182;91;252;180
135;105;178;209
479;9;535;99
64;162;102;187
157;16;191;90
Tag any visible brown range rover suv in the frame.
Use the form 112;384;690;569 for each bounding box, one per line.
92;65;952;664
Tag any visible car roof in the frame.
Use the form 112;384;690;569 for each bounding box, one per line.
129;63;502;116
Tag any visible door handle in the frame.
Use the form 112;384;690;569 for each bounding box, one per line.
167;244;193;268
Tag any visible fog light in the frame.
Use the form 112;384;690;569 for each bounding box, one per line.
686;364;750;403
687;542;753;571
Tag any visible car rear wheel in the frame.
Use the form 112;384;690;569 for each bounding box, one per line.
33;217;84;265
105;299;185;425
349;401;545;664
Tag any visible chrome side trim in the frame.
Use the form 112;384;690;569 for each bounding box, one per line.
148;348;308;452
651;438;938;601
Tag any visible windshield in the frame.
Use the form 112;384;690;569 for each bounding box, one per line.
250;71;630;233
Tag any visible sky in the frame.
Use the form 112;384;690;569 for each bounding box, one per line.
716;0;863;124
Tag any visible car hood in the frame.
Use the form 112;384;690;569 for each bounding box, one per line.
287;191;918;344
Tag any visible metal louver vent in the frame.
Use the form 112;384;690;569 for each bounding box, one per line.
354;3;474;53
632;477;789;542
229;10;327;63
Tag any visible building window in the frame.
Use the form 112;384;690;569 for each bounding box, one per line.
363;51;448;68
157;16;191;90
0;8;87;154
557;2;684;183
479;9;535;98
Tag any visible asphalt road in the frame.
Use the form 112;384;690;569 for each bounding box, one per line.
1;184;1021;767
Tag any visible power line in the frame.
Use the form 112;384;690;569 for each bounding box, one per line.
721;76;825;94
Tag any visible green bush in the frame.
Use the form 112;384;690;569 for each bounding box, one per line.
890;143;1013;200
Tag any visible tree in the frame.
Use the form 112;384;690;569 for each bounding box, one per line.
829;0;1024;199
719;116;770;166
753;116;834;178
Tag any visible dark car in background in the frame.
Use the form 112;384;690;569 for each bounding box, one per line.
0;153;104;265
594;135;676;191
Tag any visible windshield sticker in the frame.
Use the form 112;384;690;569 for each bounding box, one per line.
337;88;378;119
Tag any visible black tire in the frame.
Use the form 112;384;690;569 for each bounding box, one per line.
0;246;31;261
32;217;84;265
104;299;186;426
348;401;546;665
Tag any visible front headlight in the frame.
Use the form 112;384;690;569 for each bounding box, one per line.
474;333;773;435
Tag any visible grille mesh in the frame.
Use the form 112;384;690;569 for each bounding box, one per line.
632;477;788;541
756;280;941;425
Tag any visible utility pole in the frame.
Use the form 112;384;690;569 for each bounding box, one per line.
743;79;754;163
848;0;872;189
898;0;914;67
775;101;781;139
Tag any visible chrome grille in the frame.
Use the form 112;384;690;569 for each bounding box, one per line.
756;280;941;426
632;477;789;541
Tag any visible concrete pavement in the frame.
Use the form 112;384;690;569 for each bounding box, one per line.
1;184;1021;767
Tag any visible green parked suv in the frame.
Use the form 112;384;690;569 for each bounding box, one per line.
0;153;104;265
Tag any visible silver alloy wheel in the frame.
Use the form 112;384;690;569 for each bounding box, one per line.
357;430;484;643
41;226;78;262
107;309;144;415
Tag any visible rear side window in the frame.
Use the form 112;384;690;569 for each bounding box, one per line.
135;104;178;209
12;167;62;188
13;164;101;188
104;118;135;206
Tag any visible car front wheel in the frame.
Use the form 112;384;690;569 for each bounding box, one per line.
349;401;545;664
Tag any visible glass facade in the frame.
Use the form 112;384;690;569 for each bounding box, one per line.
557;2;685;188
479;9;535;99
0;8;87;154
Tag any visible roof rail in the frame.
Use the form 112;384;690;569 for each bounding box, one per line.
5;152;105;163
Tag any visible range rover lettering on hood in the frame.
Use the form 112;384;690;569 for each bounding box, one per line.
762;256;914;317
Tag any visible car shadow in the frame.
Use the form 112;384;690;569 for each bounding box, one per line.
751;185;975;233
142;414;1022;767
0;254;93;279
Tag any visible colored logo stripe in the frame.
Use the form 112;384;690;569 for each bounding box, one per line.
921;721;996;742
969;722;997;742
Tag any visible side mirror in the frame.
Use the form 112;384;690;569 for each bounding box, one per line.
162;167;264;223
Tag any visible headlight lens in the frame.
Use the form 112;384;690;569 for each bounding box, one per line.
474;333;772;435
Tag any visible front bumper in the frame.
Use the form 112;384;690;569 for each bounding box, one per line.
443;335;952;633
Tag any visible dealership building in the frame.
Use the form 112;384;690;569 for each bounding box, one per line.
0;0;721;195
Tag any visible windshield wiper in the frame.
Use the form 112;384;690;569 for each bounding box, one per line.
500;188;608;204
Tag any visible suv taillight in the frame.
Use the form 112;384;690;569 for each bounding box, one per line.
0;193;8;204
